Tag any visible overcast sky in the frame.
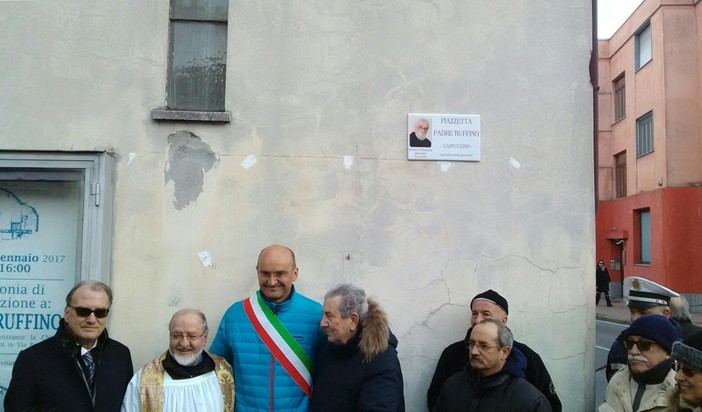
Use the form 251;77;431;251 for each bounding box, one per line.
598;0;644;38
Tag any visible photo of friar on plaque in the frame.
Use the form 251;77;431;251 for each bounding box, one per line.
407;113;481;161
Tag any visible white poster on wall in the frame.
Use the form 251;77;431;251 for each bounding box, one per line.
407;113;481;161
0;180;82;397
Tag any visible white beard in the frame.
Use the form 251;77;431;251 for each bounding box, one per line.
170;348;203;366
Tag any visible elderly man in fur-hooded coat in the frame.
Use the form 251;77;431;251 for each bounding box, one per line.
310;283;405;412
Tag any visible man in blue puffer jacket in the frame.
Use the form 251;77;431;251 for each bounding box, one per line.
210;244;325;412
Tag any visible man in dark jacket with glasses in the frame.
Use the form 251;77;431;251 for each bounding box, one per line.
433;319;552;412
5;280;133;412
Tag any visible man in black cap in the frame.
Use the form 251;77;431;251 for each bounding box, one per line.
427;289;561;411
599;314;679;411
605;276;682;381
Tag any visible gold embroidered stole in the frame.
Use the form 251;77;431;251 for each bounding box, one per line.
139;351;235;412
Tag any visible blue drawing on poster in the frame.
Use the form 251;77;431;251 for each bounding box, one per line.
0;188;40;240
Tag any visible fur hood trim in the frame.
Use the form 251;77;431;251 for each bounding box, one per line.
359;298;390;362
668;387;702;412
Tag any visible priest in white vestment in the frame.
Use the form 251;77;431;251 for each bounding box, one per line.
121;308;234;412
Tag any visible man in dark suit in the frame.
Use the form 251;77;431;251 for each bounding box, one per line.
5;280;133;412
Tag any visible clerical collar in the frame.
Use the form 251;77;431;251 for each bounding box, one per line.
163;351;215;380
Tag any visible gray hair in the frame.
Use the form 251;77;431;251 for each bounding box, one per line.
670;296;692;321
169;308;208;333
324;283;368;322
478;318;514;349
65;281;113;307
414;118;430;129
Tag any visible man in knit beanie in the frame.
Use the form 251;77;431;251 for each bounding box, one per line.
599;314;680;412
669;331;702;411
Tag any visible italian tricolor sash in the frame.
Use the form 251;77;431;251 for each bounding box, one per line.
243;291;314;398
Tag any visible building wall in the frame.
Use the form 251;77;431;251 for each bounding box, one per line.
662;6;702;185
0;1;594;409
597;0;702;307
597;188;702;292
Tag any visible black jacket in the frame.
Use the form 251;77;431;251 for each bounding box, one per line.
678;318;702;341
4;319;133;412
432;347;552;412
310;299;405;412
596;266;611;292
427;328;561;411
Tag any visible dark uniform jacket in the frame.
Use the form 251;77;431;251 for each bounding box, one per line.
310;299;404;412
4;319;133;412
427;328;561;411
432;347;552;412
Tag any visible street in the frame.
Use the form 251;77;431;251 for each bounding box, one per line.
595;319;627;409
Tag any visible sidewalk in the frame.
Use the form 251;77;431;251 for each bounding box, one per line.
596;298;702;325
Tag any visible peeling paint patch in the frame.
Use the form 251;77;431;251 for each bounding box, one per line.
127;152;136;165
438;162;451;172
168;295;184;307
241;154;257;170
509;157;521;169
165;130;218;210
198;250;213;268
343;156;354;170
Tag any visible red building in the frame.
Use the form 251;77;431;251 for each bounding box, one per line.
596;0;702;308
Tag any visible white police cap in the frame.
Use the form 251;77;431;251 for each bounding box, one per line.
624;276;679;309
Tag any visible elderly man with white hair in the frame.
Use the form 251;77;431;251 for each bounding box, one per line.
310;283;404;412
121;309;234;412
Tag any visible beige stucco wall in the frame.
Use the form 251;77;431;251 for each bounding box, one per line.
600;0;702;195
0;1;595;410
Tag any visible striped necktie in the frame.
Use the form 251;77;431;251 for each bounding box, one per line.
83;350;95;389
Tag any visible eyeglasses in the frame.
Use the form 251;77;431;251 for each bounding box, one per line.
170;331;206;342
257;272;293;280
625;338;656;352
674;360;700;378
70;306;110;318
465;341;502;352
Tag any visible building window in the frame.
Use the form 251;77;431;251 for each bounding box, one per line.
615;151;627;198
636;209;651;264
635;22;652;71
636;111;653;157
152;0;231;122
613;75;625;122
